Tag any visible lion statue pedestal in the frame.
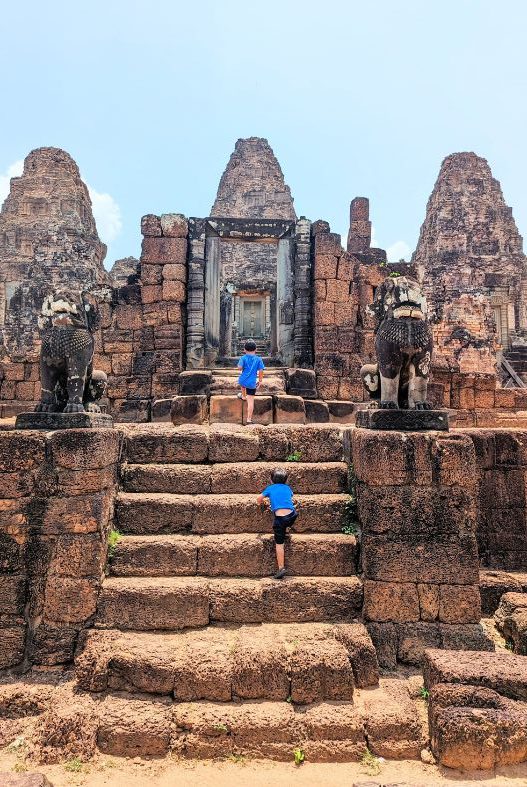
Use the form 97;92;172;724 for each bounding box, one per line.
357;275;449;432
15;289;113;431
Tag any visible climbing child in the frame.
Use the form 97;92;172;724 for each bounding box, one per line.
257;468;298;579
237;339;265;424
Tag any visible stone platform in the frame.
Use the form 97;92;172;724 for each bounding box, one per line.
15;411;114;430
355;408;449;431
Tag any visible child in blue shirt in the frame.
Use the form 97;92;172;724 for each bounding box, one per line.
257;468;298;579
237;340;265;425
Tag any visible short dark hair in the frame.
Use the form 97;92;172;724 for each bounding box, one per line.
244;340;257;351
271;468;288;484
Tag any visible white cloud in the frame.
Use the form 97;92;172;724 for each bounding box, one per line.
386;240;411;262
0;160;24;207
86;183;122;245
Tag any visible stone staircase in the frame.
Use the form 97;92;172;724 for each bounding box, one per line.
72;424;424;760
210;367;286;396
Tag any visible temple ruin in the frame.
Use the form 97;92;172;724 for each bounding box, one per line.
2;138;527;775
1;138;527;423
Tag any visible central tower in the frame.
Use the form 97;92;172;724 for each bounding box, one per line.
186;137;311;369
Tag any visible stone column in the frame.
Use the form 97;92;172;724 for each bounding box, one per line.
204;236;221;366
294;218;313;367
185;219;206;369
352;429;490;668
277;237;294;366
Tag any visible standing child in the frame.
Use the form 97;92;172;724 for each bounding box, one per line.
237;339;265;425
257;468;298;579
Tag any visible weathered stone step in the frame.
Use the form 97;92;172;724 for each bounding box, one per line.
115;492;349;535
479;569;527;615
123;423;345;464
76;622;378;700
110;533;358;578
45;681;421;761
96;576;364;630
122;461;348;495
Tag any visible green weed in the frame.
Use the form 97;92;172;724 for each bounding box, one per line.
361;747;382;775
214;722;229;733
228;753;246;764
107;528;121;559
389;271;401;278
286;451;302;462
505;640;514;651
293;747;305;766
12;762;28;774
64;757;83;773
419;686;430;701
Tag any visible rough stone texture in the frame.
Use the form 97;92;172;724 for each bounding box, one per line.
495;592;527;654
412;152;527;383
424;649;527;769
0;428;120;669
354;429;485;664
211;137;296;220
170;395;208;425
469;429;527;569
110;256;139;287
355;409;449;431
0;776;54;787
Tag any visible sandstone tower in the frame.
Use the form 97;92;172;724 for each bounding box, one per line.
413;152;527;372
211;137;296;220
0;147;109;361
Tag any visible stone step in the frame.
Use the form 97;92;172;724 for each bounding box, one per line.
96;576;364;630
76;622;378;700
114;492;349;535
110;533;358;578
123;423;345;465
48;681;421;760
479;569;527;615
121;461;348;495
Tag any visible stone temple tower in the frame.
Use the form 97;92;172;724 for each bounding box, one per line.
184;137;309;369
0;147;109;361
211;137;296;221
412;152;527;373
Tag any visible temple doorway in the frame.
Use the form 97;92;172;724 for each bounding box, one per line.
233;292;272;356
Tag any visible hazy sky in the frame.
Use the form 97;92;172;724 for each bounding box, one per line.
1;0;526;268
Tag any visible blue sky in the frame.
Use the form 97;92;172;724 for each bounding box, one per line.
1;0;526;267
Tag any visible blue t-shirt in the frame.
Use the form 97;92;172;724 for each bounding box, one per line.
261;483;295;512
238;353;265;388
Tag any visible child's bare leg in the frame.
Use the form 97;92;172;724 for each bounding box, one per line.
275;543;285;570
246;394;255;422
238;386;247;400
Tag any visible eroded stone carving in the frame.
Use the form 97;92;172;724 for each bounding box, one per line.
361;275;433;409
36;289;107;413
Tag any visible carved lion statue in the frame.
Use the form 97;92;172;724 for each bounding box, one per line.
35;289;107;414
360;275;433;410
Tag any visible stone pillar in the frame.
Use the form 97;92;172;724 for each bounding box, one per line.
347;197;372;253
294;218;313;367
204;236;221;365
185;219;206;368
277;237;295;366
352;429;490;668
0;428;121;669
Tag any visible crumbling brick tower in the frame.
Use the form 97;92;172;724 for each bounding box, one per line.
0;147;109;409
412;152;527;377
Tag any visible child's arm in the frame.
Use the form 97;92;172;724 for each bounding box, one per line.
256;368;264;388
256;493;265;505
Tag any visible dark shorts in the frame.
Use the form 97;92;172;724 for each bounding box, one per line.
273;510;298;545
245;387;256;396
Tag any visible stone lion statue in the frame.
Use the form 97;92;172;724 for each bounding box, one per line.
35;289;107;414
360;275;433;410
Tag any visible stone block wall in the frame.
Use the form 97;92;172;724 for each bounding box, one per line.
352;429;488;667
470;429;527;570
92;213;188;421
0;428;121;669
